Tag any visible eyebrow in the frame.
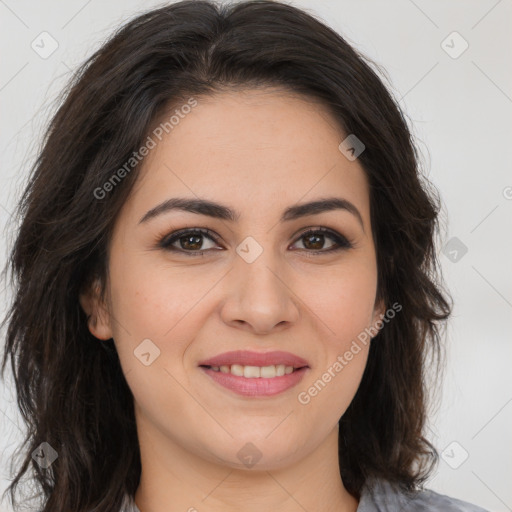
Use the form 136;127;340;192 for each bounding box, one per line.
138;196;364;229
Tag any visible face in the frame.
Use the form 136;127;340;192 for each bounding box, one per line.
81;87;384;471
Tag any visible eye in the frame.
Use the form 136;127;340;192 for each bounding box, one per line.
158;227;352;257
290;227;352;255
159;228;220;255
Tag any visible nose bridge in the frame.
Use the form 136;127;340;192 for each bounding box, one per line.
220;234;300;333
236;233;286;299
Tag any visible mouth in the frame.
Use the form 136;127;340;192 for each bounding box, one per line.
198;350;310;397
199;363;305;378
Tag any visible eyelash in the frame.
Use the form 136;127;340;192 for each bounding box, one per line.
158;227;353;257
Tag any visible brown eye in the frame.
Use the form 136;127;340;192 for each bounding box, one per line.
291;228;352;254
160;228;220;255
176;233;207;251
159;226;352;257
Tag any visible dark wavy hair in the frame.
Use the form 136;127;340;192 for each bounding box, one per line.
1;1;452;510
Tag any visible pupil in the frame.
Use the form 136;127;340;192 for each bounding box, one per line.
305;233;323;250
182;234;202;250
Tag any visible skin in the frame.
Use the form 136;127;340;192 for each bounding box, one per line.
80;87;385;512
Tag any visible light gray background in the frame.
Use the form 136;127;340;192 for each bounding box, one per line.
1;1;511;511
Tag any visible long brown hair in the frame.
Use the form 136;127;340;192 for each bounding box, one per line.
1;1;451;510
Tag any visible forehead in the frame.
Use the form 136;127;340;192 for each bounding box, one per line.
125;88;371;226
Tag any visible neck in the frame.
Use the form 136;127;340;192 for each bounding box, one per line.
133;421;359;512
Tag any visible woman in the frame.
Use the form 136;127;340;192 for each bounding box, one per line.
0;1;490;511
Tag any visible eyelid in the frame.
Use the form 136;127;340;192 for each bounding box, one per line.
159;227;220;249
158;226;353;254
290;227;352;252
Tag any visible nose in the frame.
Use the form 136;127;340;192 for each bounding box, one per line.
219;251;301;335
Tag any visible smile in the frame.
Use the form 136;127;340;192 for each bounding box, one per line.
205;363;297;378
200;365;309;398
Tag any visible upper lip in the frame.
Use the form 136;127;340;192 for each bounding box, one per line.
198;350;310;368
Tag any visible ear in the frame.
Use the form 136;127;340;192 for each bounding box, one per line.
372;297;386;321
79;278;113;341
370;297;387;337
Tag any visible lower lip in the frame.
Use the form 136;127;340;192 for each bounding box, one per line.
200;367;308;397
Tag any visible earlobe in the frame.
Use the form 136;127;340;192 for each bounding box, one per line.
370;298;387;338
79;279;113;341
374;298;386;321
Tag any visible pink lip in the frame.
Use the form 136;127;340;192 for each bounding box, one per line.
198;350;310;397
198;350;310;368
200;367;309;397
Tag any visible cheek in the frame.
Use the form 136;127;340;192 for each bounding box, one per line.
108;250;209;336
297;343;369;434
289;261;376;413
106;255;200;374
107;265;198;422
302;260;378;343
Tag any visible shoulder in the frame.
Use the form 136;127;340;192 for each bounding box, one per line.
357;477;491;512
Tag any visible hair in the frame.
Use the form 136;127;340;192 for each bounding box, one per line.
1;1;452;510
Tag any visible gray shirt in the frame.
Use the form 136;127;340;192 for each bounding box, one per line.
119;477;490;511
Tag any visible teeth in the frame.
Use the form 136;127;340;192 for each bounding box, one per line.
275;364;286;377
231;364;244;377
209;364;298;378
